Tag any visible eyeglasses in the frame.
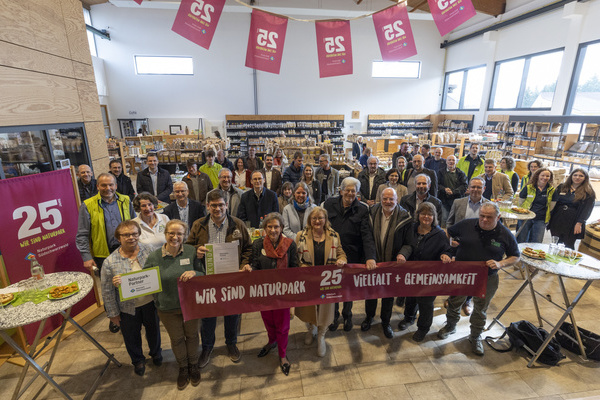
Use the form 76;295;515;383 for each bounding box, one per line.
311;217;325;221
167;232;184;237
120;233;139;238
209;203;226;209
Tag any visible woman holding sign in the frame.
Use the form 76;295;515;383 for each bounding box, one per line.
294;206;346;357
101;220;162;377
242;212;299;376
144;219;204;390
397;202;452;343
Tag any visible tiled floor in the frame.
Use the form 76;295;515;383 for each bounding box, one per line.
2;268;600;400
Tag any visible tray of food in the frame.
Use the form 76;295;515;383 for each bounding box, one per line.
511;206;531;214
48;282;79;300
0;292;17;307
523;247;546;259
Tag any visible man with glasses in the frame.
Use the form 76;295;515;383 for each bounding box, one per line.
212;168;243;217
164;181;206;228
187;190;252;368
315;154;340;202
237;171;279;228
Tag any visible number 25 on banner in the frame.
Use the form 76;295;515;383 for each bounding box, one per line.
257;29;277;49
324;36;345;53
320;269;342;287
190;0;214;23
437;0;458;10
382;21;405;41
13;200;63;242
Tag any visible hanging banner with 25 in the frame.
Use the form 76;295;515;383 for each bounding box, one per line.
315;20;353;78
428;0;477;37
172;0;226;50
245;9;288;74
372;3;417;62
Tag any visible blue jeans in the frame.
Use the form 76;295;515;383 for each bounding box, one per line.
517;219;546;243
200;315;239;350
120;301;162;365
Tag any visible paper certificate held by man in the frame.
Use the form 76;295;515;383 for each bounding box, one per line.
205;241;240;275
118;266;162;301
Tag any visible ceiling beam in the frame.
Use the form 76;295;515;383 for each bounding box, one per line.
406;0;506;16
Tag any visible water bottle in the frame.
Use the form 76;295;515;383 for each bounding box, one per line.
30;257;46;290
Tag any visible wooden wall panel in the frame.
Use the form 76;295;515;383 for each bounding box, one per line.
29;0;71;59
72;61;95;81
85;121;110;173
0;0;36;48
0;66;82;126
61;0;93;65
0;41;74;79
76;80;102;121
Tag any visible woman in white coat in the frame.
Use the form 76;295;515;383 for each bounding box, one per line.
282;182;317;240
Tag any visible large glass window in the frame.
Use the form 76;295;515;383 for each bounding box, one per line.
442;65;486;110
489;49;563;110
566;40;600;115
83;8;97;57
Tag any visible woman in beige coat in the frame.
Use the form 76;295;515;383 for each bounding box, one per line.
294;206;346;357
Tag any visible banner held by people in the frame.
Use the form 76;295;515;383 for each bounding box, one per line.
179;261;488;320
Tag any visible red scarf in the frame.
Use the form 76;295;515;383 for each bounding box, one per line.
262;235;293;269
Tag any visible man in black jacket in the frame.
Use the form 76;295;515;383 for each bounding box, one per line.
323;177;377;332
357;156;386;206
163;181;206;228
77;164;97;201
437;155;467;225
216;149;235;171
402;154;438;197
109;159;135;200
237;171;279;228
136;152;173;203
361;188;413;338
400;174;443;222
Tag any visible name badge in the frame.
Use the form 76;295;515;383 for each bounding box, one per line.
180;258;191;266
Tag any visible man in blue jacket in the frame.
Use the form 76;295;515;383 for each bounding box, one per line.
237;171;279;228
282;151;304;186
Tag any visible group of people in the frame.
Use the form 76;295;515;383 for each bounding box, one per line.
74;142;595;390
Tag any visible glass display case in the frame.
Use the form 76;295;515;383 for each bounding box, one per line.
0;123;91;179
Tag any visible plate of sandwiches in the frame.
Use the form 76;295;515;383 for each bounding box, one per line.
523;247;546;260
511;206;531;214
0;292;17;307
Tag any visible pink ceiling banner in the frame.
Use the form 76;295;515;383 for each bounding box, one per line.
315;20;353;78
372;3;417;61
133;0;143;5
245;9;288;74
171;0;226;50
428;0;477;36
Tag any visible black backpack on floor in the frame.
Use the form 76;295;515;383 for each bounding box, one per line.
486;320;565;366
555;322;600;361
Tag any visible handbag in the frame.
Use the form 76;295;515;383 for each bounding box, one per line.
485;320;565;366
555;322;600;361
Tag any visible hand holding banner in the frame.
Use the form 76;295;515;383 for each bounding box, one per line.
178;261;489;321
428;0;477;37
372;3;417;61
172;0;226;50
315;20;353;78
245;9;288;74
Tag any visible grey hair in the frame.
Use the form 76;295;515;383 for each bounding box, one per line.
341;176;361;192
173;181;188;190
501;156;515;170
480;202;500;217
446;155;457;161
219;168;232;178
319;153;331;161
367;156;379;164
415;173;431;185
484;158;496;166
470;176;486;187
416;201;439;227
261;212;285;230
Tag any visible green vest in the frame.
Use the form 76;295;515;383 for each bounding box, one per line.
84;193;132;258
521;185;555;223
503;169;516;180
457;156;484;181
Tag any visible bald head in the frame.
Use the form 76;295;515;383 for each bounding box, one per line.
78;164;92;184
412;154;424;170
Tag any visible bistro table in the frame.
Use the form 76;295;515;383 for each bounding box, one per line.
0;272;121;400
487;243;600;367
499;208;536;238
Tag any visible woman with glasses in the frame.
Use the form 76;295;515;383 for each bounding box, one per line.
294;207;346;356
282;182;317;240
101;220;162;377
145;219;204;390
132;193;170;250
397;202;452;342
242;213;299;376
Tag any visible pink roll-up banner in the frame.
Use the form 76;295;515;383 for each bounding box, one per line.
372;3;417;61
315;20;353;78
179;261;489;321
428;0;477;37
0;170;95;343
245;9;288;74
172;0;226;50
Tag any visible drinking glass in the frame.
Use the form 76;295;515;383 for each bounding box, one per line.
568;248;577;264
557;243;566;258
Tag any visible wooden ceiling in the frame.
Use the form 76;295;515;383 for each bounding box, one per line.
406;0;506;16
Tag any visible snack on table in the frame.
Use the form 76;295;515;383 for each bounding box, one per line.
523;247;546;259
511;206;530;214
0;293;14;305
49;283;79;299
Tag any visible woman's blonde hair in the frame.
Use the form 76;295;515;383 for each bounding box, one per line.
306;206;331;232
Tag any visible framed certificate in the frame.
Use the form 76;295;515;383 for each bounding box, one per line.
118;267;162;302
205;242;240;275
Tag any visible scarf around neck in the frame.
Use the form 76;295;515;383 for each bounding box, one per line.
263;235;293;269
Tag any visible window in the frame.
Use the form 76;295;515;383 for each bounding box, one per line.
489;49;563;110
134;56;194;75
371;61;421;78
442;65;486;110
82;8;97;57
566;40;600;115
